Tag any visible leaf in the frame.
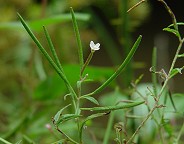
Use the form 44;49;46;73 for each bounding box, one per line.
0;138;12;144
56;114;81;126
79;113;106;143
80;96;99;105
70;7;84;72
152;47;158;96
167;22;184;28
172;93;184;97
43;26;63;72
0;13;90;31
83;35;142;97
53;104;71;123
170;67;183;79
17;13;78;101
168;90;177;112
134;74;144;85
178;53;184;58
80;101;144;112
163;27;180;38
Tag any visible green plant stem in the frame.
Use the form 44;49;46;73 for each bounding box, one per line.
126;106;157;144
0;138;12;144
82;35;142;97
81;101;144;112
167;38;184;81
158;0;179;33
174;120;184;144
56;127;79;144
79;113;106;143
152;47;158;96
127;37;184;144
80;51;94;77
103;112;115;144
127;0;146;13
127;1;184;141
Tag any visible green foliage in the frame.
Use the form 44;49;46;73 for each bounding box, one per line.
1;0;184;144
80;101;144;112
17;5;143;143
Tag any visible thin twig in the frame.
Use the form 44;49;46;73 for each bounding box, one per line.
127;0;146;13
126;1;184;142
157;0;179;34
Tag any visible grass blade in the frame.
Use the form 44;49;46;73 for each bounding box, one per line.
70;7;84;73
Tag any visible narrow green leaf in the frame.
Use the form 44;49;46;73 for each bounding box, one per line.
168;90;177;112
169;67;183;79
83;35;142;97
53;104;71;123
174;121;184;144
168;22;184;28
17;13;65;82
178;53;184;58
70;7;84;72
79;113;106;143
43;26;64;72
0;13;90;31
80;101;144;112
134;74;144;85
17;13;78;102
80;96;99;105
56;114;81;126
163;27;180;38
172;93;184;97
0;138;12;144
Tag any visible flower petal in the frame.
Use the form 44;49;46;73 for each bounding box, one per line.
90;41;95;48
96;43;100;48
90;41;100;51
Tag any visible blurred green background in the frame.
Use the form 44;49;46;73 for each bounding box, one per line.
0;0;184;143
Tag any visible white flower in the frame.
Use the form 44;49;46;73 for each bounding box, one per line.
90;41;100;51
